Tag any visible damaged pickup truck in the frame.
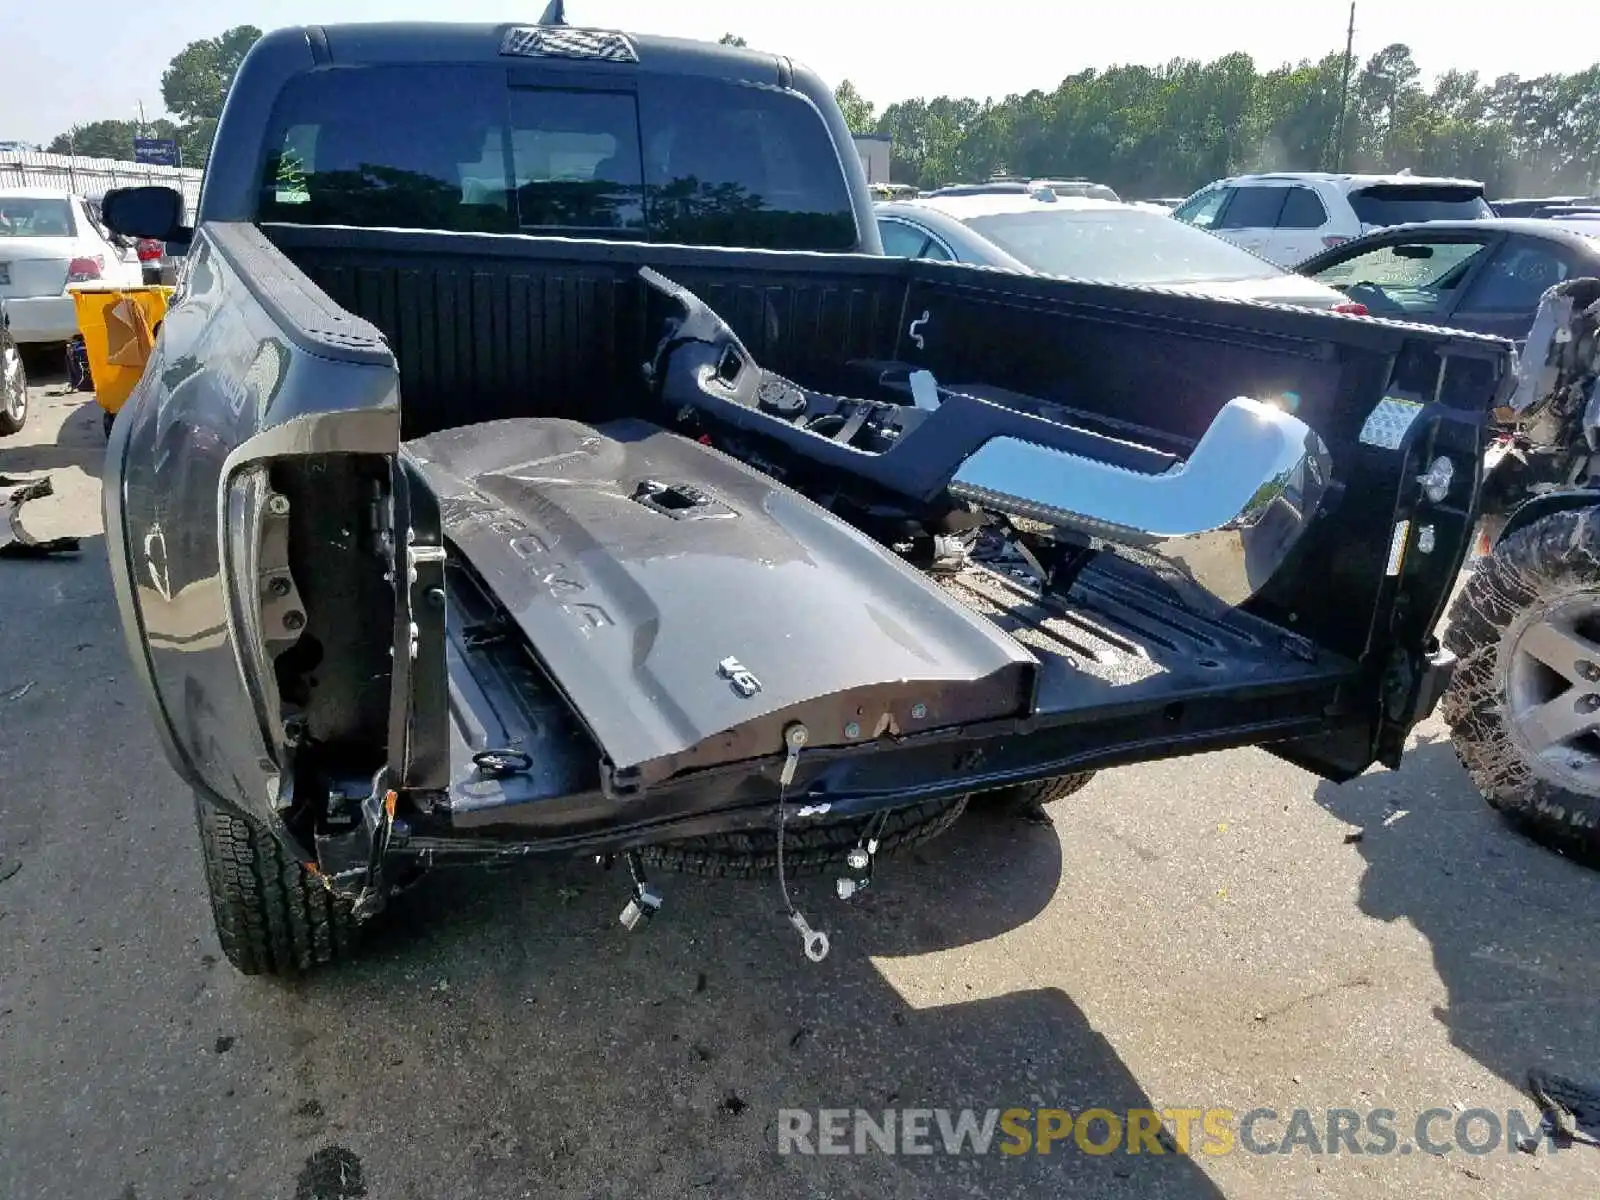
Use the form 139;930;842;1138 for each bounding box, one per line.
100;19;1513;975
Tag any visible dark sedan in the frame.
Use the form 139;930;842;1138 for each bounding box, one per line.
1293;218;1600;345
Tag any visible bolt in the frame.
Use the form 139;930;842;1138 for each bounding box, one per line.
428;587;446;609
267;576;291;598
847;849;870;870
844;721;861;740
266;494;290;516
1581;662;1600;682
283;610;305;632
1580;694;1600;713
911;703;928;720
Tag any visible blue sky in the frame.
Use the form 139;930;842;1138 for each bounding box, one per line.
4;0;1594;145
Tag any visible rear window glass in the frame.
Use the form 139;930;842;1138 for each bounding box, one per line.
0;197;77;238
257;65;857;250
1348;185;1492;226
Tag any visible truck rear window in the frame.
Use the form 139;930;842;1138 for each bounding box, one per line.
257;65;857;251
1347;185;1492;226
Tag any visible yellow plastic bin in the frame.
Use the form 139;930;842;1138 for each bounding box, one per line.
69;284;173;429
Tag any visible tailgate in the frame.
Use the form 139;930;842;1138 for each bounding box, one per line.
405;417;1037;791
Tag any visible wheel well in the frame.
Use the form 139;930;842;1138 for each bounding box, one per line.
1500;490;1600;546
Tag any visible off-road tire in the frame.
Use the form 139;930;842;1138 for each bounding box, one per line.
638;794;969;879
0;339;26;436
971;772;1097;816
1441;507;1600;861
194;797;358;975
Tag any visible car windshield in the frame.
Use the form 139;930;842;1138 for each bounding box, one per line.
0;198;76;238
1308;239;1493;318
962;207;1283;283
1311;241;1490;291
1047;182;1121;202
1347;185;1492;226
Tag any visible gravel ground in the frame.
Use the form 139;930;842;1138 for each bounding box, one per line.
2;369;1598;1200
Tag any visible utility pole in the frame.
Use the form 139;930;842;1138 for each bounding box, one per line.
1330;2;1356;172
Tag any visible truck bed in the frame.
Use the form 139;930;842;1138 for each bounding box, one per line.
107;219;1509;850
407;413;1355;835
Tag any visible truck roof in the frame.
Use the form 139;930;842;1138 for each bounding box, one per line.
283;21;790;88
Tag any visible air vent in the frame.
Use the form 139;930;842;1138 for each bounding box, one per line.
500;25;640;63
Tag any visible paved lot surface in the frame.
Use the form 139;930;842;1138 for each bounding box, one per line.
3;370;1600;1199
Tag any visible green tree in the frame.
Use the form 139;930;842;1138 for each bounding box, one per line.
717;33;747;47
834;80;876;133
46;117;181;160
160;24;263;167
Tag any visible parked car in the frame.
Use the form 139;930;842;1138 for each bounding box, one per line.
0;306;27;435
875;192;1367;311
135;238;166;283
1491;195;1600;218
1292;218;1600;346
926;177;1122;202
0;186;144;345
99;18;1503;978
1171;172;1494;267
1440;279;1600;860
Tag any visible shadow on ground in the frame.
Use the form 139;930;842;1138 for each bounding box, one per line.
235;811;1224;1200
1313;735;1600;1103
0;379;104;481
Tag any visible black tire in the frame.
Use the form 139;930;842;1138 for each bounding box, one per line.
0;339;26;436
193;797;358;976
971;772;1097;816
638;794;969;879
1441;507;1600;861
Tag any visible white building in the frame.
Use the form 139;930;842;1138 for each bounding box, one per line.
852;134;892;186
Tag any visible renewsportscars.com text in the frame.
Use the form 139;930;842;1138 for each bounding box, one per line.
776;1106;1556;1158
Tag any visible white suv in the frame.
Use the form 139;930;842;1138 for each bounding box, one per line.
1171;173;1494;268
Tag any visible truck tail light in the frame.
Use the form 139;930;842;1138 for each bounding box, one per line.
135;239;164;263
1322;235;1350;249
1332;301;1369;316
67;255;104;283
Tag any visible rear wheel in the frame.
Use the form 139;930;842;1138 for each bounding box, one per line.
638;794;969;879
971;772;1097;817
193;797;358;976
0;340;27;436
1442;508;1600;861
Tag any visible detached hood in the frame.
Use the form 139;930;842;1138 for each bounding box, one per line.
405;418;1037;789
